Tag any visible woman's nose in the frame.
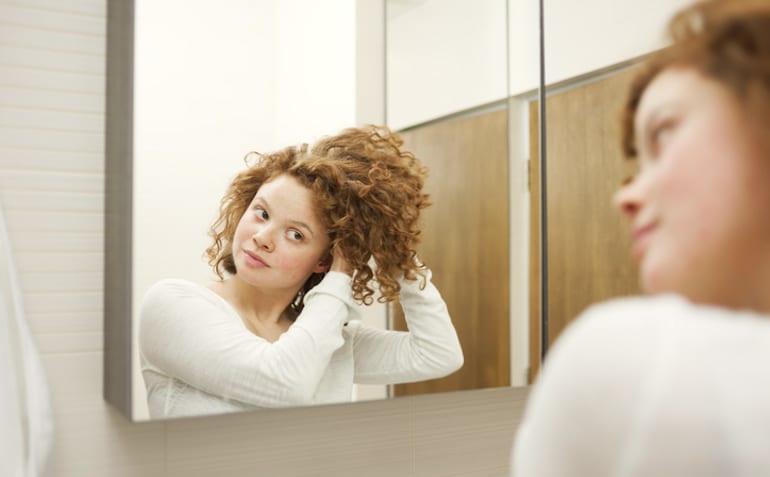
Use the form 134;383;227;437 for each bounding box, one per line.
253;227;274;252
613;176;642;218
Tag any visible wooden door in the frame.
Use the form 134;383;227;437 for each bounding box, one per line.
393;108;510;396
529;68;641;381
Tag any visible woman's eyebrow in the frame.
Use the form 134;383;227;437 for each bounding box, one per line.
638;102;683;140
252;196;269;209
288;220;314;237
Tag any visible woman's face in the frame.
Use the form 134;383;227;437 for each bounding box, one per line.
614;67;770;310
232;173;331;293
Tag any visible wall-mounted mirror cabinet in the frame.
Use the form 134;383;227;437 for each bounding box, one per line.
105;0;538;422
105;0;688;423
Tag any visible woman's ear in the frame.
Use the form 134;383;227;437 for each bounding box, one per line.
313;252;332;274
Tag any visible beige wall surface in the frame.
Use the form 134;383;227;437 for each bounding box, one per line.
0;0;528;475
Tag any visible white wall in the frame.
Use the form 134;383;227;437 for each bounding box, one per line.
387;0;691;129
385;0;508;130
273;0;357;147
538;0;690;89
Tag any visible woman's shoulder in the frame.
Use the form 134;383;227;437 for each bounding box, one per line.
569;294;770;346
518;296;770;475
544;294;770;386
143;278;213;301
576;293;689;324
146;277;205;292
555;294;688;353
141;278;229;316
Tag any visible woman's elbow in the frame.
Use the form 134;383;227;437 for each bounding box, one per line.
281;389;316;407
430;344;464;377
271;375;319;407
445;346;464;375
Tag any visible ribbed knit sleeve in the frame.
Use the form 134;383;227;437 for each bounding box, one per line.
349;268;464;384
139;272;354;408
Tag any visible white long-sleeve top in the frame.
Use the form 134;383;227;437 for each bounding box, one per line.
139;270;463;419
512;294;770;477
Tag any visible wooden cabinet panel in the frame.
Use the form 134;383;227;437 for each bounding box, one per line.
394;109;511;395
529;68;641;381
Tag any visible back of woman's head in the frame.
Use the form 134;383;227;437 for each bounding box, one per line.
207;125;430;307
623;0;770;157
294;125;430;304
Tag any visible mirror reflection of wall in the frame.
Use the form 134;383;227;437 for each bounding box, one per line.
386;0;508;130
529;0;692;379
385;0;537;392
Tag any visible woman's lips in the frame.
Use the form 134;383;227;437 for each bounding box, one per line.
632;223;657;262
243;249;269;268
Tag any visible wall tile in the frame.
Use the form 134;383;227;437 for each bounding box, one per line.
165;398;414;477
50;407;166;477
0;148;104;172
0;106;104;130
0;4;105;35
412;388;527;476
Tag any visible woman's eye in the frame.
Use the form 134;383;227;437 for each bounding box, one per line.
288;230;304;241
255;208;268;220
650;119;676;153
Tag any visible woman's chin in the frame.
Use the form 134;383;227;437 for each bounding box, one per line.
639;258;674;296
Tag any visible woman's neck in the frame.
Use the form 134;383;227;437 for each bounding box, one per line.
210;276;298;326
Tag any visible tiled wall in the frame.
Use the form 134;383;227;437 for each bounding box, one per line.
0;0;529;475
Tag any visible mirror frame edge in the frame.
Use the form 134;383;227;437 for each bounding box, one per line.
101;0;528;421
103;0;135;420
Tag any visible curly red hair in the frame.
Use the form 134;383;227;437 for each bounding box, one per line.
622;0;770;158
206;125;430;312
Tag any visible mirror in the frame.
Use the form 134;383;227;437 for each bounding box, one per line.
384;0;537;398
529;0;692;377
103;0;687;423
129;0;369;420
105;0;539;421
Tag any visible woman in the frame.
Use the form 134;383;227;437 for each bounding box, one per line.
513;1;770;475
139;125;463;418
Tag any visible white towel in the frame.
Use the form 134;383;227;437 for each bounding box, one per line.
0;203;53;477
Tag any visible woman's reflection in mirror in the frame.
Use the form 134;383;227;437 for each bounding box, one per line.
514;0;770;474
139;125;463;419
